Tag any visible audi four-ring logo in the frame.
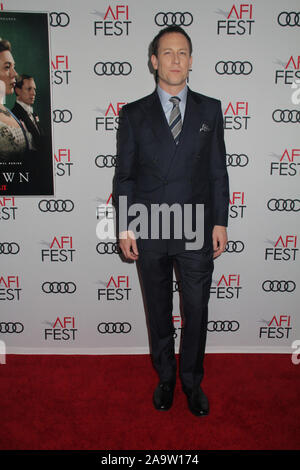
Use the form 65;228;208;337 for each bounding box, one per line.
0;322;24;333
215;61;253;75
94;62;132;76
96;242;120;254
50;12;70;27
53;110;72;123
277;12;300;26
267;199;300;212
39;200;74;212
0;242;20;254
97;322;132;334
95;155;118;168
42;282;77;294
207;321;240;332
225;241;245;253
272;110;300;123
155;12;193;26
262;280;296;292
226;154;249;167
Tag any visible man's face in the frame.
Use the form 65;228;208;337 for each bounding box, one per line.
151;32;192;92
0;50;17;95
16;78;36;105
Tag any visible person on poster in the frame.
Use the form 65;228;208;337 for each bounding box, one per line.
113;26;229;416
12;74;44;151
0;39;32;162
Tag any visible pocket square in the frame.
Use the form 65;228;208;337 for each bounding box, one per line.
199;123;211;132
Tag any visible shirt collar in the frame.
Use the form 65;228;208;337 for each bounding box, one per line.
157;84;188;110
16;99;33;115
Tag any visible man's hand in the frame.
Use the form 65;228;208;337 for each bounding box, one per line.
119;230;139;261
212;225;227;259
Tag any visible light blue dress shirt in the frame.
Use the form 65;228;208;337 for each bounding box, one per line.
157;84;187;123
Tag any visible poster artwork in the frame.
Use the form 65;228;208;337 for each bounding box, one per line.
0;11;54;195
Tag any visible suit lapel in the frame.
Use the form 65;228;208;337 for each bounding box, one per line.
140;91;176;175
143;91;176;148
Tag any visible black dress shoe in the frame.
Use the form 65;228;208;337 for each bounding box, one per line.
183;387;209;416
153;382;175;410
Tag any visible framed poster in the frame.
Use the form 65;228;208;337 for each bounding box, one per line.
0;11;54;195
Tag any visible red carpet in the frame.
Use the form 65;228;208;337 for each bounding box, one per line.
0;354;299;450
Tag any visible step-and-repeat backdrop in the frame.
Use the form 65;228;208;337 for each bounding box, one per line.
1;0;299;354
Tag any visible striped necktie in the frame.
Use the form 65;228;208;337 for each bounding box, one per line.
169;96;182;145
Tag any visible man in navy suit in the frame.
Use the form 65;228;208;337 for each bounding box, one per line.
113;26;229;416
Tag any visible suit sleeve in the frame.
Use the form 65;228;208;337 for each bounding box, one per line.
209;100;229;227
112;106;138;235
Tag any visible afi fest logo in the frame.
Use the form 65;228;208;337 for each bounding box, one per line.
41;236;75;262
51;55;71;85
93;5;131;36
97;275;131;301
275;56;300;85
0;275;22;301
54;148;73;177
95;102;126;131
229;191;246;218
0;197;18;220
44;316;77;341
265;235;298;261
259;315;292;340
173;314;183;340
96;194;115;241
224;102;250;130
216;3;255;35
270;148;300;177
210;274;242;299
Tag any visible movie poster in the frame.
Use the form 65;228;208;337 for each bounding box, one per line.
0;11;53;196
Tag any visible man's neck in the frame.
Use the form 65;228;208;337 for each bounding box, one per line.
158;81;187;96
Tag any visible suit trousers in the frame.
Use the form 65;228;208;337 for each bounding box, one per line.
137;247;214;391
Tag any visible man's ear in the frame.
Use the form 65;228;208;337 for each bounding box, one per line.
151;54;158;71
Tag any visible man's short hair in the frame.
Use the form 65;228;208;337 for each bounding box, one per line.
151;26;193;57
14;74;34;92
0;39;12;53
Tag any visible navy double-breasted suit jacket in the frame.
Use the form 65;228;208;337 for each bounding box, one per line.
113;87;229;255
